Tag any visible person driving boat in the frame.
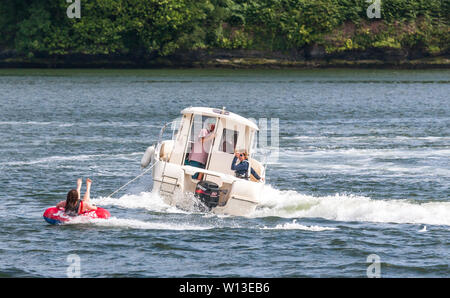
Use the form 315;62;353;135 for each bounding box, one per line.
185;122;215;180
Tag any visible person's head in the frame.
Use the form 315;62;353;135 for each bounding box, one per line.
238;150;248;161
207;123;215;132
65;189;79;213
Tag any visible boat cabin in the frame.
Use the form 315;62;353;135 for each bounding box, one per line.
165;107;261;178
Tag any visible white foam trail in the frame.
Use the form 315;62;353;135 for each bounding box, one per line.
90;217;211;230
92;194;337;231
96;185;450;227
73;192;217;230
92;191;185;214
253;185;450;226
65;216;211;230
0;121;53;125
261;220;337;231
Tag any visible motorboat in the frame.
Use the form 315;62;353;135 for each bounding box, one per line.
141;107;266;216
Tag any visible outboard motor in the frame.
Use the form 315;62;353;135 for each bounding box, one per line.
194;181;220;210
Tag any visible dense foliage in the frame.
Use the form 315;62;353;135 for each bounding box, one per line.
0;0;448;59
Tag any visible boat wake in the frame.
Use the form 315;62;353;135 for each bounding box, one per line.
91;184;450;229
93;192;185;214
85;217;212;230
91;192;336;231
261;220;337;231
254;185;450;226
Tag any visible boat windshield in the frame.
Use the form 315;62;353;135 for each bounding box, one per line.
186;115;216;157
170;118;182;141
158;118;182;144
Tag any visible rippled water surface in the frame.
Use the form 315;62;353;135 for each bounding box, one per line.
0;69;449;277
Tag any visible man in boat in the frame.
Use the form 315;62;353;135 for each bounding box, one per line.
231;150;262;181
185;122;216;180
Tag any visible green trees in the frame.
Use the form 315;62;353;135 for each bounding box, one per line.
0;0;448;59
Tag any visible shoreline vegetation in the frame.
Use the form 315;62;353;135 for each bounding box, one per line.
0;0;448;69
0;49;448;69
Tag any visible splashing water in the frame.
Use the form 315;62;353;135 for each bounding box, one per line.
89;184;450;229
261;219;337;231
92;191;185;214
254;185;450;226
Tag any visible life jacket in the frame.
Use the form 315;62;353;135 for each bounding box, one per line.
65;200;83;217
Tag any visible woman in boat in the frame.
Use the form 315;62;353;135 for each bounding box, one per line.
231;150;262;181
56;178;97;216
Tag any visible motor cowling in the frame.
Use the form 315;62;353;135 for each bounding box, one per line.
194;181;220;210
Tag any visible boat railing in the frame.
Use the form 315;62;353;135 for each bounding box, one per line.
156;119;181;145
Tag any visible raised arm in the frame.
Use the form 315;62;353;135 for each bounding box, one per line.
202;132;215;142
233;159;249;172
231;156;238;170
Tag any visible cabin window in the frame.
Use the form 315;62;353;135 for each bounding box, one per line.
219;128;239;154
171;117;182;141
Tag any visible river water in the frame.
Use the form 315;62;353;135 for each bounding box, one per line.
0;69;449;277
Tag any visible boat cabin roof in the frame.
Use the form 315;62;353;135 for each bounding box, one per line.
181;107;259;131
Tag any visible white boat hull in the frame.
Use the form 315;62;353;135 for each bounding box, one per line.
152;160;263;216
146;107;266;217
